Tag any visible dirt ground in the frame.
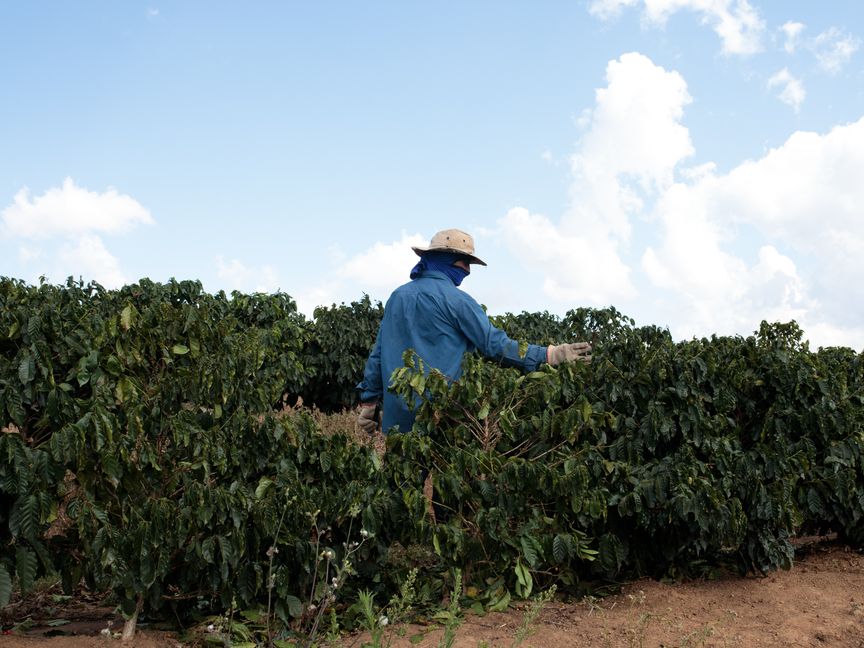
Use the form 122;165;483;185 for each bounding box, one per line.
2;542;863;648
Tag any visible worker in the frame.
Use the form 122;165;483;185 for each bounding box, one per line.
356;228;591;434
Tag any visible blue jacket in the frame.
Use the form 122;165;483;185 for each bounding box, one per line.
357;270;548;433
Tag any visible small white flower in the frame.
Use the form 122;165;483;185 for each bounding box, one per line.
100;628;112;636
308;603;317;612
323;549;336;561
360;529;370;538
378;615;389;627
206;624;216;633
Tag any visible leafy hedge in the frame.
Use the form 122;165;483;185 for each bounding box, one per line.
1;277;862;633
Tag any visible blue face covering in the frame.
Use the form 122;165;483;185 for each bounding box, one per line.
410;251;470;286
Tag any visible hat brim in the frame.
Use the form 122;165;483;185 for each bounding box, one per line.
412;246;487;266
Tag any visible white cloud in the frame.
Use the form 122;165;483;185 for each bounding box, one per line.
290;232;427;316
56;235;127;288
1;177;153;239
499;51;864;348
501;207;635;303
577;52;693;196
500;53;692;305
17;245;43;263
215;256;280;294
643;116;864;346
809;27;861;74
805;321;864;351
747;245;811;323
780;21;805;54
1;178;153;289
589;0;765;55
767;68;806;112
339;233;427;291
588;0;639;20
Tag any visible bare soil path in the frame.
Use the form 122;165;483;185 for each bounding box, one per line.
3;543;863;648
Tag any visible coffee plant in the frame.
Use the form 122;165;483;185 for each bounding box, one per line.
1;276;862;639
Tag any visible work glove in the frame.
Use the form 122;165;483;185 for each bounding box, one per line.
547;342;592;366
357;403;378;434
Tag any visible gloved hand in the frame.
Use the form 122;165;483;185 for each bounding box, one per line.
357;403;378;434
547;342;592;366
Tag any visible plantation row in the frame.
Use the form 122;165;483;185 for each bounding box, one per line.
1;277;863;635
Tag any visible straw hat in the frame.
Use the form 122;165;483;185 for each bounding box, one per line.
411;229;487;266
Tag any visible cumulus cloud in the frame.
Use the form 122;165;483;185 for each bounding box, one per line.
497;50;863;348
215;256;280;294
500;52;692;305
643;116;864;346
779;23;861;74
809;27;861;74
780;21;805;54
57;235;128;288
767;68;806;112
588;0;765;55
291;232;427;316
1;178;153;288
501;207;635;303
577;52;693;196
1;177;153;239
641;197;812;338
588;0;639;20
339;233;428;291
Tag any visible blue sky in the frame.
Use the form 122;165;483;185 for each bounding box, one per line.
2;1;863;349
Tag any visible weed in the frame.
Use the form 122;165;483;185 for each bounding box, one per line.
437;570;463;648
625;612;656;648
510;585;557;648
355;568;419;648
680;623;715;647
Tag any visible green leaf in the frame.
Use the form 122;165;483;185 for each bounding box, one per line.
16;547;38;594
45;619;70;627
806;489;823;515
115;376;135;403
514;558;533;598
477;403;490;420
285;595;303;618
0;565;11;607
172;344;190;355
18;354;35;385
255;477;273;500
19;494;39;540
520;536;540;568
553;534;568;563
486;589;511;612
102;453;122;484
120;304;134;330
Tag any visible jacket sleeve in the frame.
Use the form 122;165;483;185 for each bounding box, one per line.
357;325;384;402
449;293;547;372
